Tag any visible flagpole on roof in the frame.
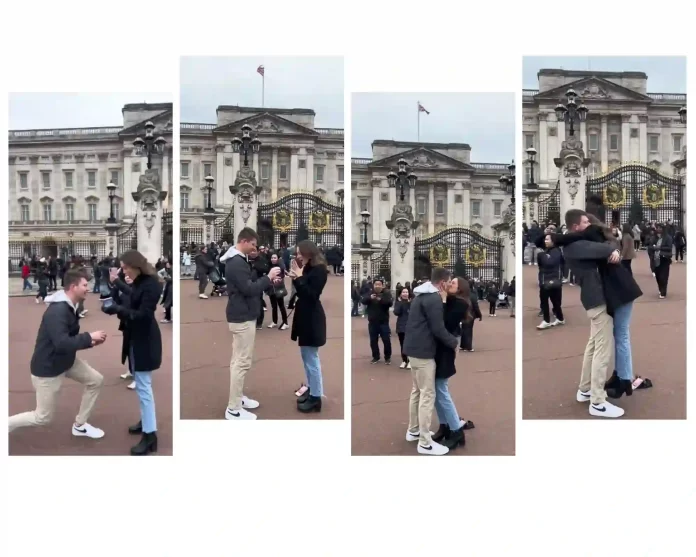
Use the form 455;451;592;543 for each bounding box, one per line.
417;101;420;142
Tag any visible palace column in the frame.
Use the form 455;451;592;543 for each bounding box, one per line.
290;148;299;192
427;181;435;234
601;115;609;172
306;148;314;191
215;144;225;207
447;181;456;227
252;152;260;187
271;147;279;200
461;182;471;227
579;120;587;159
538;112;548;183
639;115;648;164
371;180;380;242
409;181;416;211
621;114;631;163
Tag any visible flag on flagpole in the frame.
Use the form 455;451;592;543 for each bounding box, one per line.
418;102;430;115
257;65;265;77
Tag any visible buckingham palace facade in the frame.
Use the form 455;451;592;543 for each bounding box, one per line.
8;102;173;265
351;140;513;248
179;106;344;241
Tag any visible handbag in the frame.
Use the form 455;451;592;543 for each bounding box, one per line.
542;277;562;290
274;284;288;299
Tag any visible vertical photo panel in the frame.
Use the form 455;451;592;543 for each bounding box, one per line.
350;93;516;456
521;56;687;419
178;56;345;420
8;93;174;455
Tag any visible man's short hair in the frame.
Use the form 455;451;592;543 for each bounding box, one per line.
565;209;587;229
63;268;89;290
373;278;383;285
431;267;451;284
237;227;259;244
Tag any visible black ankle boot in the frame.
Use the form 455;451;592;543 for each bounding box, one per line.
607;379;634;399
432;424;450;442
297;389;310;404
442;426;465;449
130;432;158;456
128;421;142;435
297;395;322;413
604;370;620;391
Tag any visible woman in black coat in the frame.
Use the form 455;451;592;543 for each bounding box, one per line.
392;287;412;369
431;277;475;451
267;252;288;329
460;279;483;351
287;240;328;413
102;250;163;455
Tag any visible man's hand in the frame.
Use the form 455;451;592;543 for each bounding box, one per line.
607;250;620;264
90;331;107;345
268;267;281;281
370;293;377;300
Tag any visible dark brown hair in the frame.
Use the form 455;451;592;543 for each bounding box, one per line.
587;214;617;243
564;209;588;229
119;250;160;281
431;266;451;284
237;227;259;244
63;268;90;290
453;275;474;323
297;240;327;269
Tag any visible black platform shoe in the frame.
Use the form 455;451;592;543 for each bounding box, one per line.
130;432;158;456
607;379;634;399
604;370;620;392
297;389;311;404
128;421;143;435
432;424;450;442
297;395;322;413
442;426;465;450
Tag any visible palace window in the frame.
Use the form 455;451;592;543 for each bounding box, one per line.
588;134;599;151
609;134;619;151
87;171;96;188
65;172;74;189
19;173;28;189
299;160;306;169
65;204;74;222
416;198;426;215
110;170;119;185
88;203;98;222
21;204;30;222
359;198;368;212
261;163;270;180
471;200;481;218
315;165;325;182
181;191;190;210
435;199;444;215
338;166;344;183
455;194;462;203
203;163;213;178
181;162;190;178
41;172;51;189
493;201;503;217
649;135;659;152
279;164;288;180
525;134;535;149
43;204;52;222
673;135;683;153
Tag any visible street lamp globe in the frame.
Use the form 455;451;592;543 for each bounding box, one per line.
397;158;407;174
360;210;371;225
133;136;145;153
251;137;262;153
231;136;242;152
386;171;398;188
407;172;418;188
155;135;167;154
508;159;516;175
554;103;568;122
107;182;117;198
525;147;537;162
577;102;589;122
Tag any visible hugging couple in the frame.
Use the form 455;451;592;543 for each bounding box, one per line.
547;209;644;418
403;267;475;456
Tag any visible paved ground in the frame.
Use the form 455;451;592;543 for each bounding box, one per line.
351;305;516;456
8;295;173;455
180;273;344;420
522;251;686;419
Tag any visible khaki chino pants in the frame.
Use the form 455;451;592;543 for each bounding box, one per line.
8;359;104;432
579;304;614;405
407;357;436;447
228;320;258;411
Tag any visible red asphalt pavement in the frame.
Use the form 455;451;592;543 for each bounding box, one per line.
8;294;173;456
522;251;686;419
179;274;344;420
351;306;515;456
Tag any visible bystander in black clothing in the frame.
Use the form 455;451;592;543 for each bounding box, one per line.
674;228;686;262
460;281;482;351
361;281;393;363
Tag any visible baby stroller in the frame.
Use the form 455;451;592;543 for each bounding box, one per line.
496;291;509;309
208;268;227;297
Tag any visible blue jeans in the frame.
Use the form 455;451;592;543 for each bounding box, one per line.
130;348;156;432
434;378;460;430
613;302;634;380
300;346;323;397
23;278;32;290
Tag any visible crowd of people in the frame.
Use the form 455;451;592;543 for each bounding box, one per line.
525;210;665;418
9;249;167;455
355;268;515;455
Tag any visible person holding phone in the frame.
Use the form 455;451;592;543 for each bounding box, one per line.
9;268;107;439
287;240;328;413
102;250;163;455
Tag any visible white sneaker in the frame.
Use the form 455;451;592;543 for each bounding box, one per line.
417;441;449;455
35;298;40;304
72;423;105;438
127;381;136;390
399;362;407;369
551;319;565;326
241;395;260;409
280;323;289;330
268;322;277;328
160;319;171;324
199;294;208;299
120;372;133;380
659;295;665;299
590;401;624;418
537;321;552;330
576;389;591;402
263;307;268;311
79;311;87;318
405;430;434;442
407;363;412;369
225;407;257;420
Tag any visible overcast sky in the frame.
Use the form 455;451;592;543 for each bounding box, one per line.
352;93;514;163
180;56;344;128
523;56;687;92
8;93;172;129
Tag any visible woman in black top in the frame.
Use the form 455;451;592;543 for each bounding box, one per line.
432;277;475;450
288;240;328;413
351;280;360;316
673;227;686;262
392;287;412;369
485;281;499;317
267;253;289;329
460;278;483;351
102;250;163;455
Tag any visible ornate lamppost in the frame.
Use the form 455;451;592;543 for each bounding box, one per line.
525;147;537;191
104;181;120;255
360;210;371;247
499;159;515;204
133;121;166;169
387;158;418;201
232;124;261;167
494;159;517;262
202;174;216;245
230;124;262;231
554;89;588;136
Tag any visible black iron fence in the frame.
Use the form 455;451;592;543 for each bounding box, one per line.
117;218;138;255
536;181;561;226
9;239;108;273
162;210;173;261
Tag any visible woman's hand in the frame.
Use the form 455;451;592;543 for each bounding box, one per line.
109;267;120;283
290;259;303;278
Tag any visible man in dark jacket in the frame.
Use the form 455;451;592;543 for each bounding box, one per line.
221;227;281;420
403;267;459;456
361;278;393;364
8;268;107;438
562;209;623;418
195;246;214;299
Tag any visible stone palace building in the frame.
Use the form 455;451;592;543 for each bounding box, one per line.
351;140;513;248
8;102;173;266
522;69;687;188
179;106;344;243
